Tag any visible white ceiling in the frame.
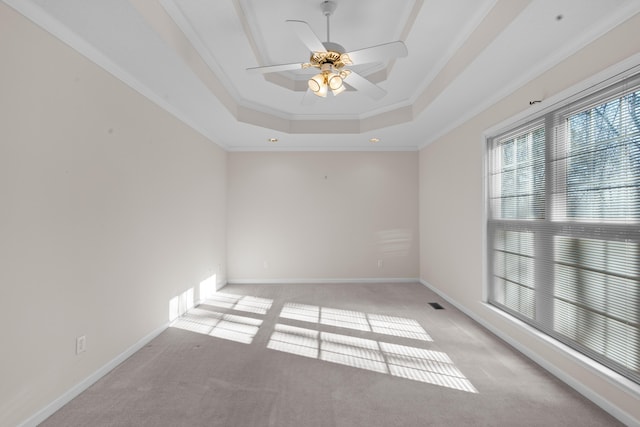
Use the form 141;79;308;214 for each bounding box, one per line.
6;0;640;150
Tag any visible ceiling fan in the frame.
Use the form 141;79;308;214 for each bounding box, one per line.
246;0;408;100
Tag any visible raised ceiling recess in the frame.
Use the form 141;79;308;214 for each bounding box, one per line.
9;0;640;149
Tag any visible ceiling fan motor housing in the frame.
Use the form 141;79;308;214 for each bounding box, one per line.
246;0;403;100
322;41;345;54
310;42;351;70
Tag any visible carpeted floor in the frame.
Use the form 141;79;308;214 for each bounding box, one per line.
41;282;623;426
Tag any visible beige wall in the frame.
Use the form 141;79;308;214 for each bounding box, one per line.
228;151;419;282
3;0;639;424
419;13;640;425
0;5;227;426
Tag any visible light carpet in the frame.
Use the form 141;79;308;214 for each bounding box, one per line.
41;282;623;426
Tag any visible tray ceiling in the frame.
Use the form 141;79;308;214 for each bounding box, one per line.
6;0;640;150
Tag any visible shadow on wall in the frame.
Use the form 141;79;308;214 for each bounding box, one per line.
170;292;477;393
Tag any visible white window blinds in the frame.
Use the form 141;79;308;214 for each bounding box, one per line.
487;72;640;384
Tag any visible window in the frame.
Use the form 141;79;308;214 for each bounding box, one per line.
487;72;640;384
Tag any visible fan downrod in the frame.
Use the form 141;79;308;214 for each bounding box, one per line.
312;0;347;68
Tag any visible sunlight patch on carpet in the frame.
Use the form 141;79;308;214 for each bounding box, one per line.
267;323;477;393
201;292;274;315
280;303;432;341
171;308;262;344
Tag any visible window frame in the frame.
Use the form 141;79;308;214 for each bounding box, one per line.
485;68;640;387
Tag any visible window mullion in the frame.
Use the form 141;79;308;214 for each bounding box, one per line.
535;114;555;329
487;71;640;386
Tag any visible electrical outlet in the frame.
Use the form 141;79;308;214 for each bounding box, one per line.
377;259;383;268
263;261;269;269
76;335;87;355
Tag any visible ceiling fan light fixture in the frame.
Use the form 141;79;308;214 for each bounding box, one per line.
309;73;323;93
309;73;328;97
328;73;343;90
247;2;407;101
331;84;346;96
309;64;346;97
316;83;328;97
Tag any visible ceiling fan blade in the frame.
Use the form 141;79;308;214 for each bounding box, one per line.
344;41;408;65
246;62;305;74
286;20;327;53
344;71;387;100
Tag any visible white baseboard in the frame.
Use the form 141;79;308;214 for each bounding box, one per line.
18;323;168;427
419;279;640;427
226;277;420;285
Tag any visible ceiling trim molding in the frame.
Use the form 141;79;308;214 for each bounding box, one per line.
155;0;239;113
2;0;228;150
10;0;638;151
233;0;266;66
483;54;640;141
417;6;640;150
226;145;418;153
407;0;497;108
156;0;424;133
235;0;271;66
413;0;530;115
